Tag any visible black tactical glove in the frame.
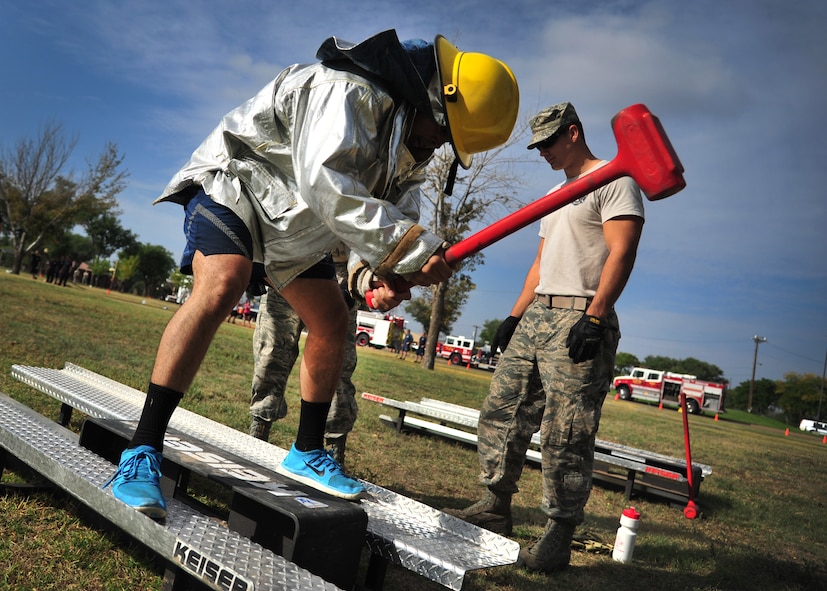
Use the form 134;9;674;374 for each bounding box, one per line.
492;315;521;354
246;263;269;297
566;314;606;363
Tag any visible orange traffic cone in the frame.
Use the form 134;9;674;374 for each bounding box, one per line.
614;392;620;401
658;402;663;410
823;435;826;444
714;413;719;421
784;428;789;436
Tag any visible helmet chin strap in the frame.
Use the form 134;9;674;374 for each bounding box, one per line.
444;157;459;196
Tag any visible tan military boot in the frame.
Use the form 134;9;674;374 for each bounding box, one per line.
517;518;576;573
249;416;272;441
326;434;347;467
444;490;513;536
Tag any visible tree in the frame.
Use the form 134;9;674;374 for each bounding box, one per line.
0;121;128;274
114;254;140;291
727;378;778;414
405;272;477;336
615;352;641;374
776;372;823;424
726;373;822;421
61;232;97;264
88;257;113;288
411;131;531;369
84;213;138;259
134;244;175;297
478;319;502;348
169;269;193;292
641;355;725;382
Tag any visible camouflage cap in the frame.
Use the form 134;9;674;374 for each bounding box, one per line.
526;102;580;149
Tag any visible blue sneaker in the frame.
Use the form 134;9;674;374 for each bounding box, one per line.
276;444;365;500
103;445;167;519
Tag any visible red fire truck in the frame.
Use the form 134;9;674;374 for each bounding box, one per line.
439;335;475;365
355;310;405;349
612;367;726;415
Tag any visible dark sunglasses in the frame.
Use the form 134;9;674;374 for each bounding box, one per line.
535;127;569;150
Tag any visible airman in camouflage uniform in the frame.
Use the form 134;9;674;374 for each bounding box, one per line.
249;246;358;464
476;302;619;518
445;103;644;574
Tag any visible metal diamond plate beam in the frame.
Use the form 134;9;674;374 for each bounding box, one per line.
0;392;340;591
11;364;519;590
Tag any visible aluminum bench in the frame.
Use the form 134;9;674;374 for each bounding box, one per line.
361;393;712;504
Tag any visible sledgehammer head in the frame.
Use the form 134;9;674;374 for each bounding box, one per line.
612;104;686;200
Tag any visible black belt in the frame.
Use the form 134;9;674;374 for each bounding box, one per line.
535;294;591;311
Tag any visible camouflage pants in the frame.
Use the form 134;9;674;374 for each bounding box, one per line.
477;300;619;524
249;281;358;438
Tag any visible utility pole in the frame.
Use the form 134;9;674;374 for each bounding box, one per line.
818;348;826;421
748;335;767;413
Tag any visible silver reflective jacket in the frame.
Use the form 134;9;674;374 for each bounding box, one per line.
155;61;443;289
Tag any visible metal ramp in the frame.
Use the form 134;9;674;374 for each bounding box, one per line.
361;393;712;504
0;392;341;591
11;363;519;591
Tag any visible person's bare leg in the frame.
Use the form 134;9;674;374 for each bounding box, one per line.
151;251;251;391
130;251;251;450
276;277;364;499
108;251;251;517
280;278;349;404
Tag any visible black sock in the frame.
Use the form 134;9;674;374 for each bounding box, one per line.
294;399;331;452
128;383;184;452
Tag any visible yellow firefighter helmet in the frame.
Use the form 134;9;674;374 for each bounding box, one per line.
435;35;520;168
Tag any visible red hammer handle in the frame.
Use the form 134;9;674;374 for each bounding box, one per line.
366;104;685;308
445;104;685;265
444;165;620;265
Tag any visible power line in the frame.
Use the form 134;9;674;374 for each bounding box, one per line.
763;341;823;365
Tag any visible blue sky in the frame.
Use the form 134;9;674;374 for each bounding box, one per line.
3;0;826;387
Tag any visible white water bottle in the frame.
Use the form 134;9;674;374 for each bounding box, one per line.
612;507;641;564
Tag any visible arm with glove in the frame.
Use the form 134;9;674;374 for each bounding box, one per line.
567;216;643;363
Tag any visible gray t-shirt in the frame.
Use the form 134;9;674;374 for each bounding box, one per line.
537;162;644;297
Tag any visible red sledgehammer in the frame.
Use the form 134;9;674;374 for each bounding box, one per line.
367;103;685;307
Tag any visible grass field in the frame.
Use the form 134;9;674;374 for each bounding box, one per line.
1;272;826;590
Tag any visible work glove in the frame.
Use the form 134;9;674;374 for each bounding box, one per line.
246;263;269;296
566;314;606;363
492;316;521;354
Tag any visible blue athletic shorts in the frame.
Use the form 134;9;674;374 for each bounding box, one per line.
179;189;334;282
180;189;254;274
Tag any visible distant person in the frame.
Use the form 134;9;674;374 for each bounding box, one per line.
399;329;414;360
445;102;644;574
227;302;244;324
390;331;402;356
46;258;59;283
415;331;427;363
29;250;42;279
57;260;74;286
103;29;518;518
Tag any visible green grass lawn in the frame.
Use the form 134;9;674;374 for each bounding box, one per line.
1;273;826;590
